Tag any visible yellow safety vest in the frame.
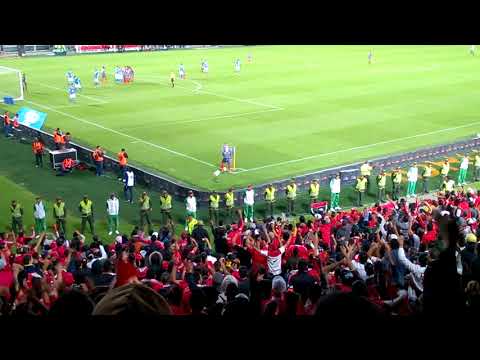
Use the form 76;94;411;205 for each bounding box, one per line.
53;202;65;218
79;200;92;216
475;155;480;167
210;194;220;209
356;178;368;192
160;195;172;210
286;184;297;199
309;183;319;198
441;163;449;176
140;196;151;211
265;187;276;202
360;164;372;176
225;192;235;208
377;175;387;189
443;180;455;192
187;218;198;234
393;171;402;184
423;166;432;177
11;204;22;218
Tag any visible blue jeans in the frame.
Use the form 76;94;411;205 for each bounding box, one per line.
124;186;133;202
95;161;103;176
4;124;11;137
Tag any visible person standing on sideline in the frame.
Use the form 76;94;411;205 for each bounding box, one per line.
376;170;387;203
53;128;63;150
92;146;105;176
106;193;120;236
458;154;469;186
285;179;297;217
209;191;220;226
3;111;12;138
243;184;255;222
32;137;44;168
53;197;67;235
355;175;367;207
123;167;135;203
391;167;402;201
264;184;276;218
406;163;419;198
330;173;341;210
440;159;450;179
139;192;152;233
224;188;235;224
79;195;94;235
117;148;128;180
308;179;320;205
185;190;197;220
360;161;374;194
33;197;47;234
62;132;71;148
10;200;24;234
422;163;433;194
159;190;172;226
474;151;480;181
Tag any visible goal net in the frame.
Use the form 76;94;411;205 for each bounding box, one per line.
0;66;24;101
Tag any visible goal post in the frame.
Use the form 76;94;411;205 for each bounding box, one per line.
0;66;24;101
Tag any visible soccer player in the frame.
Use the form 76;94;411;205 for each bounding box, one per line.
73;76;82;92
22;72;27;93
221;144;233;172
101;66;107;83
179;63;185;80
368;50;373;64
93;68;100;87
66;71;75;85
470;45;476;56
170;72;175;88
234;58;241;73
202;59;209;74
114;67;124;83
67;84;77;102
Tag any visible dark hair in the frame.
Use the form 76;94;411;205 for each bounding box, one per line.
49;290;95;317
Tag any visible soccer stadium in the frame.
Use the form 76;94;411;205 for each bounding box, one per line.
0;44;479;318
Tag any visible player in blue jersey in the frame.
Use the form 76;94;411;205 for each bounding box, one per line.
73;76;82;92
202;59;209;74
68;84;77;102
179;63;185;80
234;58;241;73
114;67;124;83
101;66;107;83
220;144;233;172
93;69;100;87
368;50;373;64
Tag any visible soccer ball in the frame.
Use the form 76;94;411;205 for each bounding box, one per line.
213;170;221;177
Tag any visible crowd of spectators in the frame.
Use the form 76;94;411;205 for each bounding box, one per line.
1;186;479;318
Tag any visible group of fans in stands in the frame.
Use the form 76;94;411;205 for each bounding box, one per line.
0;182;479;317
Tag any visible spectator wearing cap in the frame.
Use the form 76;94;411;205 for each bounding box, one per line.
106;193;120;236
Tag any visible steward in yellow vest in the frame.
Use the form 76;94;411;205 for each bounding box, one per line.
53;197;67;235
224;188;235;223
309;179;320;202
376;171;387;203
355;175;368;207
264;184;276;217
209;191;220;226
285;179;297;216
139;192;152;233
391;167;402;201
79;195;94;235
160;190;172;225
422;164;433;194
10;200;24;234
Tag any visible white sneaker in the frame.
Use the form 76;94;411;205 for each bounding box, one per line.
108;231;112;236
115;230;120;235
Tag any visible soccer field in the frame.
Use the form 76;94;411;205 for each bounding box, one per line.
1;45;479;191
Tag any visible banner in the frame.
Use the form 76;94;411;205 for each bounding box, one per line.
74;45;142;53
17;107;47;130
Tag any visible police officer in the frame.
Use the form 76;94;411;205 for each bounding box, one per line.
224;188;235;224
160;190;172;226
139;192;152;233
53;197;67;235
285;179;297;217
10;200;24;234
376;170;387;203
360;161;374;193
209;191;220;226
308;179;320;204
355;175;368;207
391;167;402;201
264;184;276;218
79;195;94;235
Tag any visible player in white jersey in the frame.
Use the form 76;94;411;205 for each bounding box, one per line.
234;58;241;73
66;71;75;85
470;45;476;56
179;63;185;79
93;69;100;87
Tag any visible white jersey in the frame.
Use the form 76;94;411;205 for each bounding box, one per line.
460;157;469;169
244;189;255;205
107;197;120;216
125;171;135;187
186;196;197;212
330;178;341;194
407;167;418;182
34;201;46;219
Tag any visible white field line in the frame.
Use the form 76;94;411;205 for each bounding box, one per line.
36;82;109;105
238;121;480;173
24;99;216;168
122;108;282;130
192;80;203;92
136;74;284;110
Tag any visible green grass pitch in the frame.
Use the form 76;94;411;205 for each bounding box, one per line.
1;45;479;191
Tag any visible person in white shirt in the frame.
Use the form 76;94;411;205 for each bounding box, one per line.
106;193;120;236
457;155;469;186
33;197;47;235
185;190;197;219
330;173;341;210
406;162;418;198
123;168;135;204
397;236;426;293
243;184;255;222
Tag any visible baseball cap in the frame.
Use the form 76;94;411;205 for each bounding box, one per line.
466;233;477;243
389;234;398;240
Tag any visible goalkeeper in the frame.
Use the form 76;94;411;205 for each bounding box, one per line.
220;144;233;173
